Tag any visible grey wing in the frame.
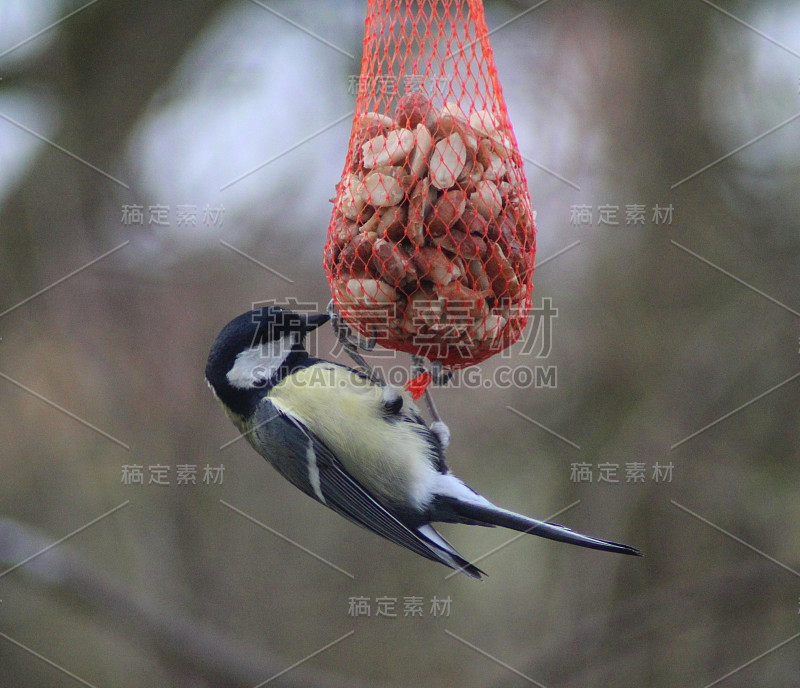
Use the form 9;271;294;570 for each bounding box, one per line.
251;400;484;578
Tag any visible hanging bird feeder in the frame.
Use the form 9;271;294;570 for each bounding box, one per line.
325;0;536;372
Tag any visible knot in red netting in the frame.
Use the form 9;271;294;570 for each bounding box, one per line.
324;0;536;369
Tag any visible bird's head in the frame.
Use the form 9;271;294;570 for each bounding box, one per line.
205;306;329;419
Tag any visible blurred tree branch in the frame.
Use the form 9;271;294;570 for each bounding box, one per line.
0;517;371;688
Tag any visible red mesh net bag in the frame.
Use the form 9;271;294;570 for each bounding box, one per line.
324;0;536;369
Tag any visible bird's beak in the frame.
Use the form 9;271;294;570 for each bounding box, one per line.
302;312;330;331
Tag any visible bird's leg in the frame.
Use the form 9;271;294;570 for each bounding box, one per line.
326;301;384;385
326;302;451;447
411;355;452;451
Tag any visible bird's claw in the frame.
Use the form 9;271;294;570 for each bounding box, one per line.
326;300;383;385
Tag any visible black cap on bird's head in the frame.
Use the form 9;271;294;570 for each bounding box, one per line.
205;306;329;418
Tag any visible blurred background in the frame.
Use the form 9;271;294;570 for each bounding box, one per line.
1;1;798;686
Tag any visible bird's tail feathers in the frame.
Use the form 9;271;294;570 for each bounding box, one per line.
415;524;486;579
436;497;642;556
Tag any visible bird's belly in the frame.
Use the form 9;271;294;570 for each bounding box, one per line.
269;365;436;509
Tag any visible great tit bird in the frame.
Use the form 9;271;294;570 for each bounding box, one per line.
206;306;641;578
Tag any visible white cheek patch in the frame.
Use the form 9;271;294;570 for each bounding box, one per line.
226;334;294;389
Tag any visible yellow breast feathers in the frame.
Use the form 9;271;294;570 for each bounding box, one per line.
267;364;436;508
